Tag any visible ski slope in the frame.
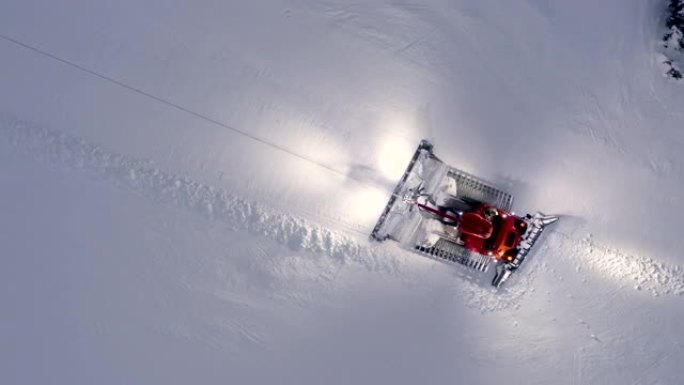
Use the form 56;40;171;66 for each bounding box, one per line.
1;1;683;384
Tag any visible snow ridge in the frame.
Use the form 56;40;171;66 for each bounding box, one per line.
566;233;684;296
545;232;684;297
0;113;361;263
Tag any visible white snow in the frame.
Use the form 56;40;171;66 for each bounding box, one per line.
1;0;683;384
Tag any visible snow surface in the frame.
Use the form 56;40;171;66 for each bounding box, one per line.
1;0;683;384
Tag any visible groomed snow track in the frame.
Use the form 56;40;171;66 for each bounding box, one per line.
2;113;682;302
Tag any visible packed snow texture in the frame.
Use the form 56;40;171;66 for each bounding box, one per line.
1;1;684;384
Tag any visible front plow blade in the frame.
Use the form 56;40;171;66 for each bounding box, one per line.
492;213;559;288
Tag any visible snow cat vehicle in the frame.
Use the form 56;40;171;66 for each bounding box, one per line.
370;140;558;287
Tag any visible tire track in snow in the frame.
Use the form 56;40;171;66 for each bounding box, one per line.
1;113;681;308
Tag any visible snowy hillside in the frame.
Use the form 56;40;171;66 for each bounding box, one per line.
1;0;683;384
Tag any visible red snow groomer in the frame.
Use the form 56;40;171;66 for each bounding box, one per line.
370;140;558;287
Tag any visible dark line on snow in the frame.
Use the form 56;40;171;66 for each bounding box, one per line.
0;33;353;181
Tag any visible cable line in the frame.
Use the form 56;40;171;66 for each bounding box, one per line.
0;33;359;182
